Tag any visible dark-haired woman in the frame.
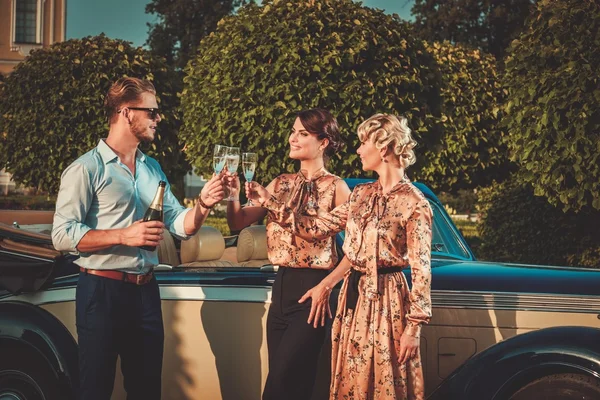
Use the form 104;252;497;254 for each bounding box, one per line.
227;108;351;400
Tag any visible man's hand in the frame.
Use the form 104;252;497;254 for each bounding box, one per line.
398;331;420;364
298;283;333;328
245;181;270;205
120;220;165;247
200;173;225;208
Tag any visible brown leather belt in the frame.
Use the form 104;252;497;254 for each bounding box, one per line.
80;267;154;285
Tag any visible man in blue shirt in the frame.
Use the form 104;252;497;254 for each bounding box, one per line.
52;77;224;400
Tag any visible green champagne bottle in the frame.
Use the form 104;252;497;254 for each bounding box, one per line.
140;180;166;251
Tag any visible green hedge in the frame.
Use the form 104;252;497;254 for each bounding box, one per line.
504;0;600;212
204;216;230;237
437;189;478;214
0;35;187;195
421;41;512;192
180;0;442;183
477;176;600;267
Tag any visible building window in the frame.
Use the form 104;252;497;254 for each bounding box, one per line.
14;0;39;44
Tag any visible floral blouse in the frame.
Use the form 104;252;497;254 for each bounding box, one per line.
262;168;342;270
263;176;433;337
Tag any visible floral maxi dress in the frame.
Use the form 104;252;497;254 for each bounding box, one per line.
264;177;433;400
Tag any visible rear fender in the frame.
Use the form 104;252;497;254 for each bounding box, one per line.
0;300;78;391
428;326;600;400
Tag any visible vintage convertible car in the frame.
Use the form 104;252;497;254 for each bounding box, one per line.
1;179;599;400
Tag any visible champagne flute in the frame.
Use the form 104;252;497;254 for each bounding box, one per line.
242;152;258;183
213;144;227;174
225;147;240;201
225;146;240;174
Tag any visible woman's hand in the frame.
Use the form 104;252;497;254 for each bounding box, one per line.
245;181;270;205
398;332;420;364
298;283;333;328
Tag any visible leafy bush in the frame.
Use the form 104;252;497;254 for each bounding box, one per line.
0;35;188;195
504;0;600;212
180;0;443;183
203;216;230;236
412;0;534;60
438;189;478;214
422;42;513;192
477;176;600;267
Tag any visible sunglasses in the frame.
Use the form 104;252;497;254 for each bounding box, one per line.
118;107;160;120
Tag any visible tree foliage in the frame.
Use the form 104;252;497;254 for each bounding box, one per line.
180;0;443;184
0;35;187;195
477;176;600;268
504;0;600;212
145;0;248;69
421;41;513;192
412;0;535;59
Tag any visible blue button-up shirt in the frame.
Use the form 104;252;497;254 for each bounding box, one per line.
52;139;191;274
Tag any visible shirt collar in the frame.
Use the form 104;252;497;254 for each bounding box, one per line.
97;139;147;164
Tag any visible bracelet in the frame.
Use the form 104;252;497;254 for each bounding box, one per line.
197;196;213;210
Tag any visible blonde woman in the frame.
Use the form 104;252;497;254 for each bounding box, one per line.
248;113;432;400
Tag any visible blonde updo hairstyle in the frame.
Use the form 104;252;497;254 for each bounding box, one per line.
357;113;417;169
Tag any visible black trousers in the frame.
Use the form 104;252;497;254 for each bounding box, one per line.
76;272;164;400
263;267;329;400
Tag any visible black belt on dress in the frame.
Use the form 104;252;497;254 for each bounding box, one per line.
346;266;403;311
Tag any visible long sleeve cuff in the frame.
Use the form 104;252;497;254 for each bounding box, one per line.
52;220;91;254
404;321;422;338
170;208;192;240
262;195;294;228
262;195;284;212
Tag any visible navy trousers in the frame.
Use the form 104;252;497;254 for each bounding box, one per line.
263;267;329;400
76;272;164;400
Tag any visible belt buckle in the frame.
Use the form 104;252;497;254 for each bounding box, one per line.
136;274;144;285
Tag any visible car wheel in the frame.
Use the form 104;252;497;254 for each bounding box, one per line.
0;345;61;400
509;373;600;400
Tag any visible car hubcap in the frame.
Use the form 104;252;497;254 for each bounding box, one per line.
0;370;45;400
0;394;22;400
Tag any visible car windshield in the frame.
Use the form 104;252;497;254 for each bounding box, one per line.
429;200;472;260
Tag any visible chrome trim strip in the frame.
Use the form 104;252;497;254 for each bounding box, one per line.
0;249;54;263
432;290;600;313
2;287;598;314
0;287;77;305
0;286;273;305
160;285;272;303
